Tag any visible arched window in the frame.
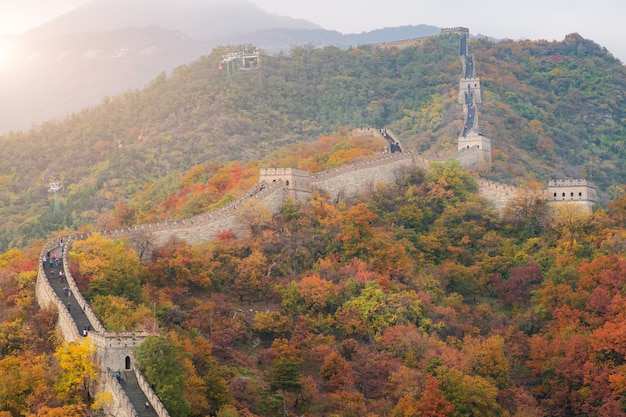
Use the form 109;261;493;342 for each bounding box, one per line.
125;356;131;370
286;180;290;186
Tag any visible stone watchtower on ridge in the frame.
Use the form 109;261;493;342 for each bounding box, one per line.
259;168;312;202
452;28;491;166
547;179;597;212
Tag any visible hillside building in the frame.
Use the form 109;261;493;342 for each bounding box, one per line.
547;179;597;212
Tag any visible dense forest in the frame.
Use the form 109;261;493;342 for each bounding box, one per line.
1;29;626;416
3;140;626;415
0;32;625;250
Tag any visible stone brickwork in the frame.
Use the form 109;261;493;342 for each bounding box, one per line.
90;331;149;374
476;179;520;211
35;240;167;417
441;27;470;35
459;78;482;104
102;370;138;417
374;37;429;50
35;245;81;342
259;168;312;202
546;179;597;212
311;151;428;202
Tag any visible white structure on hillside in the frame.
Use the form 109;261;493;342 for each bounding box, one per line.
547;179;597;212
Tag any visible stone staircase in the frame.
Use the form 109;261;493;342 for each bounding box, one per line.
120;370;158;417
43;248;96;337
38;243;168;417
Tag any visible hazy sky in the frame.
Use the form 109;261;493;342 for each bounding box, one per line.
1;0;625;63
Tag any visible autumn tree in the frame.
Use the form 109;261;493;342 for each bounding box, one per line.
54;338;98;403
501;186;549;237
69;233;142;302
493;263;543;307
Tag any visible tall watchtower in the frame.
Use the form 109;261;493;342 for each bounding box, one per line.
454;28;491;166
457;131;492;164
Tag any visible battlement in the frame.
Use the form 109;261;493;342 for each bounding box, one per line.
441;27;470;35
548;179;593;187
373;37;430;50
547;178;597;202
259;168;310;179
259;168;312;201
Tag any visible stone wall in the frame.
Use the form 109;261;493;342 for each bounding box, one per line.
62;239;106;333
476;179;520;211
103;369;139;417
69;181;289;256
374;37;429;50
37;239;167;417
90;331;148;374
36;240;81;342
459;78;482;104
134;364;171;417
311;151;429;202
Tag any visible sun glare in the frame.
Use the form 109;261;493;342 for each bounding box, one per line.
0;38;16;70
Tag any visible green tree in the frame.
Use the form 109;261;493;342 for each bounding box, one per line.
134;334;191;417
425;160;478;205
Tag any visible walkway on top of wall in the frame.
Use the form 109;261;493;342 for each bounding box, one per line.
119;370;158;417
44;246;95;337
44;246;155;417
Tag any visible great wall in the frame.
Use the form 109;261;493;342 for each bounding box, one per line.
34;27;599;416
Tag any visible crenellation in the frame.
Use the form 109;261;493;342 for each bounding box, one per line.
441;27;470;35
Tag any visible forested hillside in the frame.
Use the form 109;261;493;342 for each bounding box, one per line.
1;32;625;251
5;156;626;416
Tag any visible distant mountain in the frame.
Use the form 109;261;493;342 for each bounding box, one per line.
0;0;442;134
211;25;441;52
22;0;321;42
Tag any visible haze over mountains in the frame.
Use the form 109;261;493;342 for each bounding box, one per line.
0;0;439;133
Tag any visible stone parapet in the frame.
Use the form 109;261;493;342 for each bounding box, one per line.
36;241;81;342
441;27;470;35
134;364;171;417
62;239;105;333
104;368;139;417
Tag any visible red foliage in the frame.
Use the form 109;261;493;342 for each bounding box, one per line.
416;375;455;417
216;229;236;242
493;263;543;306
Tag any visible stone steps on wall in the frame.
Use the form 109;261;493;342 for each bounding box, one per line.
120;370;159;416
43;247;96;337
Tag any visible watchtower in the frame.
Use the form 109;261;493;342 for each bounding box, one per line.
547;179;597;213
259;168;312;202
90;331;148;374
459;79;482;105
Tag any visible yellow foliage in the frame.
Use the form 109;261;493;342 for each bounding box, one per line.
54;338;99;401
0;249;23;270
91;390;114;411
